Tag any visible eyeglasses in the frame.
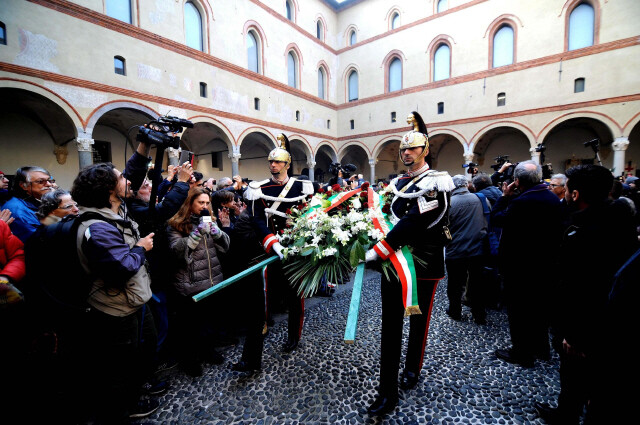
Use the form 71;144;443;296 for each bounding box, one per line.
32;178;55;185
57;202;78;210
549;184;563;189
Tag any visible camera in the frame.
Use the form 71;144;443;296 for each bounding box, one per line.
491;155;517;185
463;162;479;175
490;155;510;172
328;162;357;179
136;115;194;149
584;138;599;150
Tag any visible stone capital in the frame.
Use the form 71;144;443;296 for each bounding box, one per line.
368;159;377;166
529;147;541;156
612;137;630;152
167;147;182;158
307;160;316;168
76;138;94;152
463;153;475;163
229;152;241;162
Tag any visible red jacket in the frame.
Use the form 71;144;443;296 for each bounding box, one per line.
0;220;26;282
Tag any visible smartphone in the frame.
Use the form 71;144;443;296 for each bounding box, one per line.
179;150;194;166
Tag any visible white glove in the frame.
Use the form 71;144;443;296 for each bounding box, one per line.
365;249;379;263
209;222;222;240
272;242;285;260
187;231;202;249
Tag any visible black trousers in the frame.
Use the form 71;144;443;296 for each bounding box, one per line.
503;275;550;358
241;260;304;366
89;305;157;423
378;274;439;398
445;256;485;318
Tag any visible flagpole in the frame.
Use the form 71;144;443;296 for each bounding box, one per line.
192;256;279;302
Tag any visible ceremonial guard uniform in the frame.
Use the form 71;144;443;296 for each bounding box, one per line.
366;112;454;415
232;134;314;372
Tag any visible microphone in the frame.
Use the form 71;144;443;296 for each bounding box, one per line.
199;209;212;224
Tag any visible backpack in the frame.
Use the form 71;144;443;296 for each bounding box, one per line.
475;192;500;257
24;212;119;316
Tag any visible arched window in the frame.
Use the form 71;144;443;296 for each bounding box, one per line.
349;30;356;46
316;20;324;41
185;2;203;51
348;70;358;102
287;51;298;88
0;22;6;45
106;0;132;24
437;0;448;13
433;44;450;81
388;57;402;92
492;25;514;68
114;56;126;75
318;67;326;100
568;3;595;50
391;13;400;30
286;0;293;21
247;31;259;73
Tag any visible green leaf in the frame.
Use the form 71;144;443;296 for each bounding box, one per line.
301;246;314;256
349;241;366;267
294;237;306;247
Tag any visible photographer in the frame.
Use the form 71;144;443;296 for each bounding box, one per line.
123;121;194;376
490;157;515;187
491;161;563;367
71;163;159;421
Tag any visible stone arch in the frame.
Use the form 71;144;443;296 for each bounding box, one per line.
373;136;403;181
537;111;620;142
540;114;617;173
237;127;277;149
428;129;467;175
623;111;640;137
314;142;338;183
236;128;278;180
626;119;640;177
0;85;81;189
471;124;534;174
337;142;369;183
288;134;313;176
86;101;158;135
0;79;83;132
180;116;236;176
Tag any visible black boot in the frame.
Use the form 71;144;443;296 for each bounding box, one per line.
399;370;419;390
282;338;299;353
367;394;398;416
231;360;261;373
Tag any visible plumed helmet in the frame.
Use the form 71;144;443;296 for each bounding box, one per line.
268;134;292;166
399;111;429;162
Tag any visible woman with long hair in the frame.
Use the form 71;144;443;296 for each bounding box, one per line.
166;188;230;376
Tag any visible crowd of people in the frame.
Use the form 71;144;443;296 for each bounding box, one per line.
1;125;639;423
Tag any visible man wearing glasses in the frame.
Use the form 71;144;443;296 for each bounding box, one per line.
3;166;54;242
548;174;567;201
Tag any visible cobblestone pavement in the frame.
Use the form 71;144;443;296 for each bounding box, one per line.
142;270;561;425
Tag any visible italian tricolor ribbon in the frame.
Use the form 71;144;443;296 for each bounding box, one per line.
368;187;421;316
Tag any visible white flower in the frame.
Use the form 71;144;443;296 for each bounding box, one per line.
331;228;352;245
322;247;338;257
368;228;384;240
351;197;362;210
352;221;369;233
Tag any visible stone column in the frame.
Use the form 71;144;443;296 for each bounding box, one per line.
369;158;377;184
529;147;541;165
307;159;316;182
612;137;629;177
167;147;182;166
230;150;241;177
463;152;475;180
76;137;94;169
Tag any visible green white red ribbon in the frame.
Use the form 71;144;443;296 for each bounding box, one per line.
368;187;421;316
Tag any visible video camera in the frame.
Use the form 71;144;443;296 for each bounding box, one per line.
328;162;357;179
136;116;194;149
491;155;517;185
462;162;479;175
583;138;602;165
